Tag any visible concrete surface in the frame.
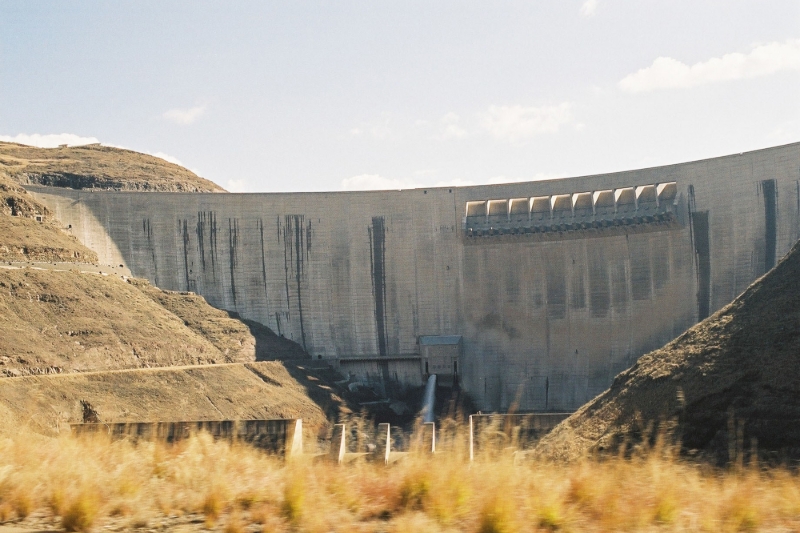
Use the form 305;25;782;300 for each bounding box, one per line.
27;142;800;411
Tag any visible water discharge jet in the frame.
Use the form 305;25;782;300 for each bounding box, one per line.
421;374;437;424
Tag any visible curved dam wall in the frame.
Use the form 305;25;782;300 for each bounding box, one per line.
29;142;800;411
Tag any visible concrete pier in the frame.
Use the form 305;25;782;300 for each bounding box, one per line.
30;142;800;411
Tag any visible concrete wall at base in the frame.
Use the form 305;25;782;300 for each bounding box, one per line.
71;419;303;456
31;143;800;411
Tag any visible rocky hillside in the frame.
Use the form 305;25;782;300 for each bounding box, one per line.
0;141;225;192
0;268;315;378
0;268;248;377
0;151;365;433
536;240;800;463
0;171;97;262
135;279;309;361
0;170;310;379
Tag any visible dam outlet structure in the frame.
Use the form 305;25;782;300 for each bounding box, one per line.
28;142;800;412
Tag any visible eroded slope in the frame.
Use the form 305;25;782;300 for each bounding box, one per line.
0;268;254;377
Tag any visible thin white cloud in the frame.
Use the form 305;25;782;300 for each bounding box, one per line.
0;133;100;147
162;104;207;125
151;151;184;166
341;174;420;191
436;112;468;140
580;0;598;17
619;39;800;93
341;171;565;191
486;173;562;185
350;112;394;140
433;178;478;187
482;103;574;143
226;178;248;192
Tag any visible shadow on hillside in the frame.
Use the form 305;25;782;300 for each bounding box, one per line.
282;363;358;422
226;311;357;422
224;311;310;361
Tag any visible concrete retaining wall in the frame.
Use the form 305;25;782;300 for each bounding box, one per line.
71;419;303;455
31;142;800;411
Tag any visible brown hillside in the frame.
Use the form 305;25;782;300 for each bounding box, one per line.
0;268;254;377
133;279;309;361
0;165;358;434
0;362;335;436
0;141;225;192
536;240;800;463
0;172;97;262
0;175;308;377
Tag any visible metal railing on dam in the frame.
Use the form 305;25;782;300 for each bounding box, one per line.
30;142;800;413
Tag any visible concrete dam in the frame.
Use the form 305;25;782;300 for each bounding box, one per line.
29;142;800;411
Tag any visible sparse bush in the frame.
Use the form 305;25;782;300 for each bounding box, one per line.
202;491;223;528
224;510;245;533
281;476;304;524
61;493;99;532
477;496;516;533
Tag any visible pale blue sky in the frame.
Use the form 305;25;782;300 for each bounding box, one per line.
1;1;799;192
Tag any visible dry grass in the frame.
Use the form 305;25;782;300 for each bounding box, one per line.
0;141;225;192
1;423;800;532
0;268;249;377
0;362;332;436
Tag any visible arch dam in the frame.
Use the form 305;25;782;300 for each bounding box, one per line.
28;142;800;412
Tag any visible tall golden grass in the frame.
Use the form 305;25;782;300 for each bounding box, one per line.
0;420;799;532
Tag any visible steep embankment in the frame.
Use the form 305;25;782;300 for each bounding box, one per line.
0;269;254;377
0;141;225;192
0;362;333;436
537;240;800;463
0;143;358;430
134;279;309;361
0;171;97;262
0;155;305;377
0;269;313;377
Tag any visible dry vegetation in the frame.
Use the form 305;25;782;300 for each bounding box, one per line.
0;362;341;436
0;171;306;377
0;269;254;377
0;142;225;192
0;423;799;533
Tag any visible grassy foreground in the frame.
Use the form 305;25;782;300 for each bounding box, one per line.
1;424;799;533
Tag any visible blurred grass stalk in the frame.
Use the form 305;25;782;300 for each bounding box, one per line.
0;418;796;532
